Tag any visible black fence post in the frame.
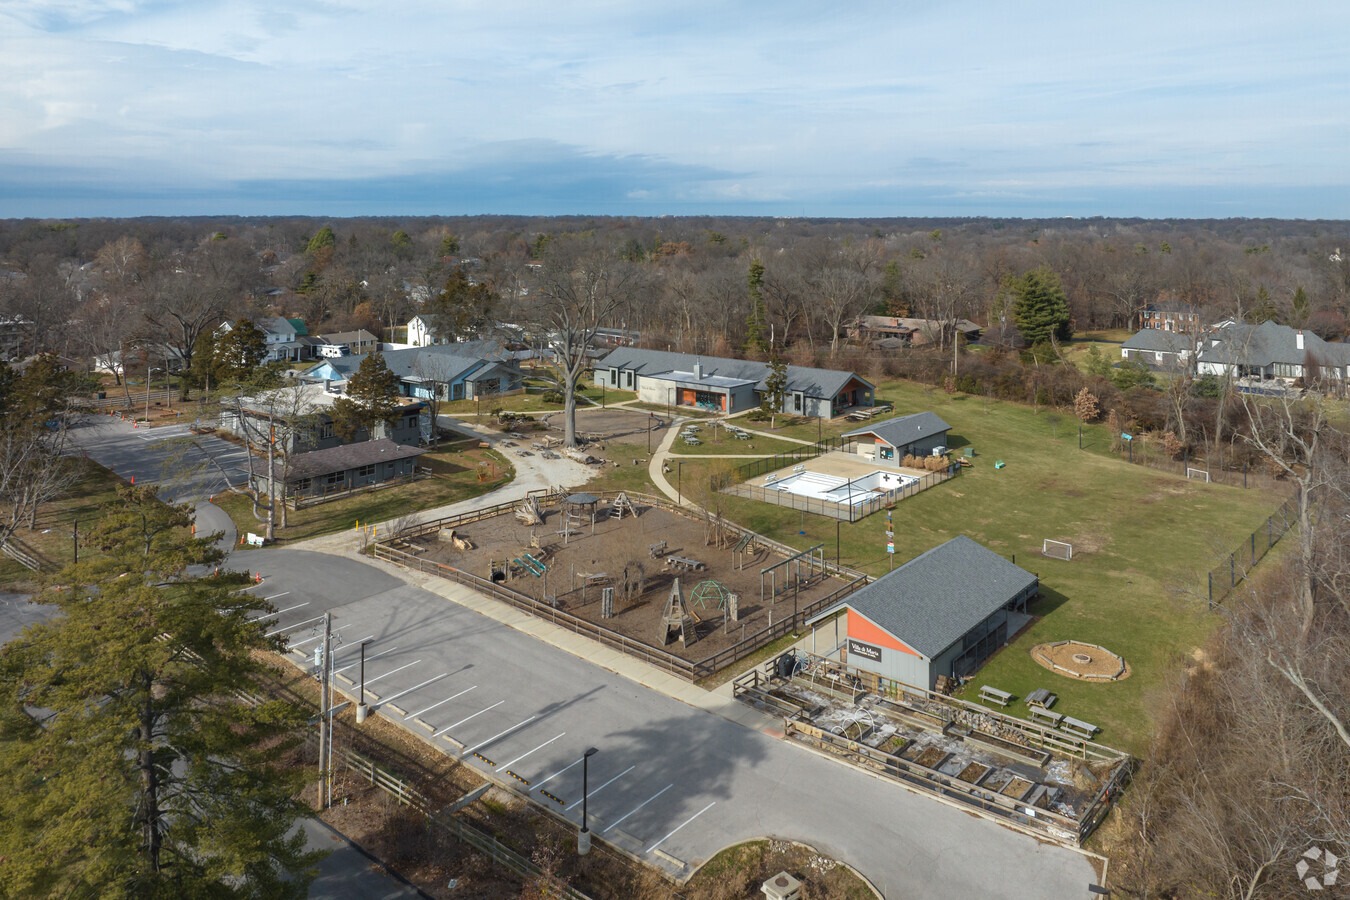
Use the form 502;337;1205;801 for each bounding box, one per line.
1230;554;1236;588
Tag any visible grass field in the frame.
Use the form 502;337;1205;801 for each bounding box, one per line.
215;446;514;544
0;458;129;589
603;379;1286;756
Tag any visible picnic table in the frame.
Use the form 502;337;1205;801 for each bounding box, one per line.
1025;688;1057;709
979;685;1013;707
1060;716;1099;739
664;555;705;572
1029;706;1063;727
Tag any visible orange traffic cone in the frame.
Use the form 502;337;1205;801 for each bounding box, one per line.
130;475;135;485
254;572;262;584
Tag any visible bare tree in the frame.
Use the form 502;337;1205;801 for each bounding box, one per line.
531;238;642;448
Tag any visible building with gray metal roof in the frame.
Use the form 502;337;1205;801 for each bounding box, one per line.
843;412;952;465
594;348;874;417
807;536;1037;690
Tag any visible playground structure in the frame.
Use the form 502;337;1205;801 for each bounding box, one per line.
374;490;867;674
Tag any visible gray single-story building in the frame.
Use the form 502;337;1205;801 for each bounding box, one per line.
843;412;952;465
807;536;1038;691
593;347;874;417
1120;329;1196;370
257;438;428;500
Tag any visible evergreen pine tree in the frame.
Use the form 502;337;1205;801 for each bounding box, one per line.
0;486;319;897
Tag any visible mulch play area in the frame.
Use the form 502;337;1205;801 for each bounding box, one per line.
400;500;849;663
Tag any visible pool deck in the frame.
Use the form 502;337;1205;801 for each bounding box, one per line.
767;450;930;484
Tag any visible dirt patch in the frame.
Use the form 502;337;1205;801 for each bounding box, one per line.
403;502;850;665
1031;641;1131;681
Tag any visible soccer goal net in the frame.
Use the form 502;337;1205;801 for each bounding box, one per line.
1186;468;1211;483
1042;539;1073;561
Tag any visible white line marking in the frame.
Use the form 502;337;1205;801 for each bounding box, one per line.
566;765;636;811
602;784;673;834
260;592;292;603
645;801;716;854
362;660;421;687
407;686;477;720
375;673;448;708
462;716;538;757
250;600;306;621
331;636;378;656
333;646;398;675
433;700;503;737
500;733;566;772
286;624;356;646
534;757;585;791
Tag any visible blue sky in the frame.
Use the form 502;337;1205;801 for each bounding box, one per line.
2;1;1347;219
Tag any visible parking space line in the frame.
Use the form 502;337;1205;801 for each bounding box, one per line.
645;801;716;854
433;700;503;737
260;592;292;603
462;716;537;757
286;625;357;646
603;785;673;834
499;732;566;772
406;686;477;720
375;673;448;708
250;600;305;621
331;636;378;656
534;757;585;791
566;765;635;811
362;660;421;687
333;646;398;675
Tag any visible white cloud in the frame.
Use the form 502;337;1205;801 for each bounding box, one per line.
0;1;1347;215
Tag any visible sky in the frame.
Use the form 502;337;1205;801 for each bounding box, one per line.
2;1;1348;220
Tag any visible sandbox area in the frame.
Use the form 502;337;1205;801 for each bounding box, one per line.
1031;641;1131;681
392;495;856;669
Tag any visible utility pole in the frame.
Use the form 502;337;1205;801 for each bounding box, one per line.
317;612;333;809
265;407;277;542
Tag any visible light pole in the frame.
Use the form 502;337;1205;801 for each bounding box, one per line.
677;461;685;506
647;413;654;454
578;747;599;855
355;639;373;723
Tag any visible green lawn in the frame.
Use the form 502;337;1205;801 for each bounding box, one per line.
437;384;629;418
596;379;1287;756
216;447;514;544
665;427;803;457
0;459;129;588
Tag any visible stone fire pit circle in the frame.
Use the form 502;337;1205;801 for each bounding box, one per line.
1032;640;1130;681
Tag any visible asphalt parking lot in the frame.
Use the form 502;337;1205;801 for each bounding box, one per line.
251;549;1099;897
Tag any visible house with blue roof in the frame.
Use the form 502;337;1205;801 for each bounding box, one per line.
304;343;523;403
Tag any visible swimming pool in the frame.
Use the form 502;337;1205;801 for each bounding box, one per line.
765;469;920;506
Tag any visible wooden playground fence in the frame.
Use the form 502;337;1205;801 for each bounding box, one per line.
373;490;871;680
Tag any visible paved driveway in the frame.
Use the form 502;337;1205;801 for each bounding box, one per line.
253;550;1098;899
70;416;253;505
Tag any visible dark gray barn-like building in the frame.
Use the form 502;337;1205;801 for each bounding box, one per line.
808;536;1037;691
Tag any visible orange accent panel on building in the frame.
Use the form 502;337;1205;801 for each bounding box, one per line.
847;608;921;658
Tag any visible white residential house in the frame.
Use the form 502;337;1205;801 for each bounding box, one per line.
406;314;442;348
1195;320;1350;383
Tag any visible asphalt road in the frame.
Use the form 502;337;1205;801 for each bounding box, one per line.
254;549;1098;899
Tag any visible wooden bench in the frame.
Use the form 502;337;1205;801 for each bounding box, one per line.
649;540;668;559
665;555;705;572
1028;706;1063;727
1060;716;1099;739
978;686;1013;707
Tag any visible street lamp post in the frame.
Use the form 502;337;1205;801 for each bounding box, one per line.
647;413;654;454
578;747;599;855
677;461;685;506
355;639;373;723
